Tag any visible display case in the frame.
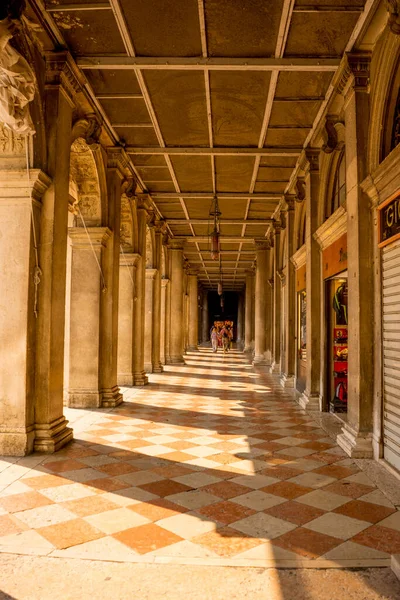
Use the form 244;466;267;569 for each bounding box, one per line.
328;279;348;414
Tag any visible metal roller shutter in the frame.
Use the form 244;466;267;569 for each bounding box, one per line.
383;239;400;471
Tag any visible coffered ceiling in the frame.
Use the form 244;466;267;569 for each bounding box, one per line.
36;0;375;290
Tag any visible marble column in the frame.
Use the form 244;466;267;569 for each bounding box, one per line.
34;53;76;453
152;222;164;373
160;278;169;364
0;170;51;455
144;268;156;372
202;291;209;343
300;148;322;411
67;227;111;407
253;240;270;365
337;53;374;457
271;223;282;373
117;252;140;385
244;269;254;352
99;150;125;408
187;269;199;351
281;196;296;388
237;293;244;345
168;242;185;363
132;196;150;385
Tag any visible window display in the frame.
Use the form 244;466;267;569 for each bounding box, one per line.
327;279;348;414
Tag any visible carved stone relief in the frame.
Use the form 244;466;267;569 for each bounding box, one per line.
120;195;133;247
145;227;153;268
69;137;101;225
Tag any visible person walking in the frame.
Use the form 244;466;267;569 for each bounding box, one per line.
227;325;233;350
211;327;218;353
220;325;230;354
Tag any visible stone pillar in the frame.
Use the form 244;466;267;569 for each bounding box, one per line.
67;227;111;407
281;196;296;388
253;240;270;365
132;196;150;385
118;252;140;385
244;269;254;352
187;269;199;351
168;242;185;363
237;293;244;345
300;148;322;411
144;268;156;372
202;291;209;343
0;170;51;455
99;149;125;408
271;223;282;373
337;53;374;457
160;278;169;364
152;222;164;373
34;53;77;453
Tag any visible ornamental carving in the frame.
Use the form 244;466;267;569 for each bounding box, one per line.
322;119;338;154
295;179;306;203
120;195;133;247
347;53;371;92
386;0;400;35
70;138;101;224
0;122;25;154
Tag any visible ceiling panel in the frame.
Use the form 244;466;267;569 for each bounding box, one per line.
130;155;167;167
275;71;333;99
264;128;309;147
184;198;214;219
85;70;142;95
205;0;284;57
285;13;360;56
114;127;159;146
144;71;209;146
170;156;213;192
269;101;321;128
121;0;202;56
253;182;286;193
99;99;151;125
215;156;255;192
210;72;271;146
52;10;125;55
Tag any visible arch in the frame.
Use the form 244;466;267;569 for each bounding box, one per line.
69;137;102;226
382;53;400;160
318;122;346;224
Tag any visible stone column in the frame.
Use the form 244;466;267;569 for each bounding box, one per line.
271;223;282;373
132;196;150;385
99;149;125;408
300;148;322;411
187;269;199;351
117;252;140;385
281;196;296;388
253;240;270;365
160;278;169;364
237;293;244;345
202;291;209;343
0;170;51;455
67;227;111;407
244;269;254;352
144;268;156;372
168;242;185;363
152;222;164;373
34;53;77;453
337;54;374;457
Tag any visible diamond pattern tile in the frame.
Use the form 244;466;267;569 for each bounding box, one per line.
0;348;398;564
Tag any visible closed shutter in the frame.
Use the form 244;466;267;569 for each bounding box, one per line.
383;239;400;471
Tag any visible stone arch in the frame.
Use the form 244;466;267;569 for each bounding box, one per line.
318;122;346;225
69;137;102;226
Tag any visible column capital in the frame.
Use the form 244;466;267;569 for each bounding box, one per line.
346;52;371;93
387;0;400;34
168;240;185;250
71;115;102;149
145;268;157;279
106;147;131;176
161;278;170;288
44;51;83;107
119;252;140;267
154;219;167;234
68;226;111;247
284;193;296;210
303;148;320;173
0;169;51;203
272;220;283;235
254;238;271;250
136;193;153;212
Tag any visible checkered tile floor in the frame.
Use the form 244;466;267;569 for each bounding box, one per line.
0;348;399;566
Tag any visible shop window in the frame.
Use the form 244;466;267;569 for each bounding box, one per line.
327;150;346;219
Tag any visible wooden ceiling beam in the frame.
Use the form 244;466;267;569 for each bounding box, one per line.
151;192;280;199
168;219;273;225
77;57;340;71
127;147;301;156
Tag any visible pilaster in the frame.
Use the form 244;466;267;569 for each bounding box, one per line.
168;241;185;364
144;268;157;373
244;269;255;353
187;269;199;351
117;252;140;386
281;195;296;388
160;278;170;364
271;223;282;373
253;239;271;366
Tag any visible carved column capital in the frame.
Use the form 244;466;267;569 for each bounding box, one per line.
168;239;185;251
106;146;130;176
284;193;296;210
322;117;339;154
272;220;282;235
304;148;320;173
154;219;167;235
254;238;271;251
45;51;83;107
346;52;371;93
386;0;400;35
71;115;102;148
294;178;306;203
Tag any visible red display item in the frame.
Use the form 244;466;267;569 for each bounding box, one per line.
334;327;348;342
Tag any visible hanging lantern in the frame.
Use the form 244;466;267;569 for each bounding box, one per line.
209;195;221;261
217;281;223;296
220;295;224;309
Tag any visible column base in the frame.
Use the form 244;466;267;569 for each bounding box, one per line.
299;390;321;412
118;373;135;387
133;371;149;386
337;422;373;458
280;373;295;388
66;390;102;409
243;346;252;353
34;416;73;454
144;363;153;374
253;355;269;366
0;426;35;456
167;355;185;364
153;363;163;373
187;346;198;352
269;361;281;374
101;386;123;408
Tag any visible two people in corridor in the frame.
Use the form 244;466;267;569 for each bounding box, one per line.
211;324;233;354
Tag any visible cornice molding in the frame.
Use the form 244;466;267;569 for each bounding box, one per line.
119;252;140;267
68;226;111;247
313;206;347;250
291;244;306;269
44;51;82;107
